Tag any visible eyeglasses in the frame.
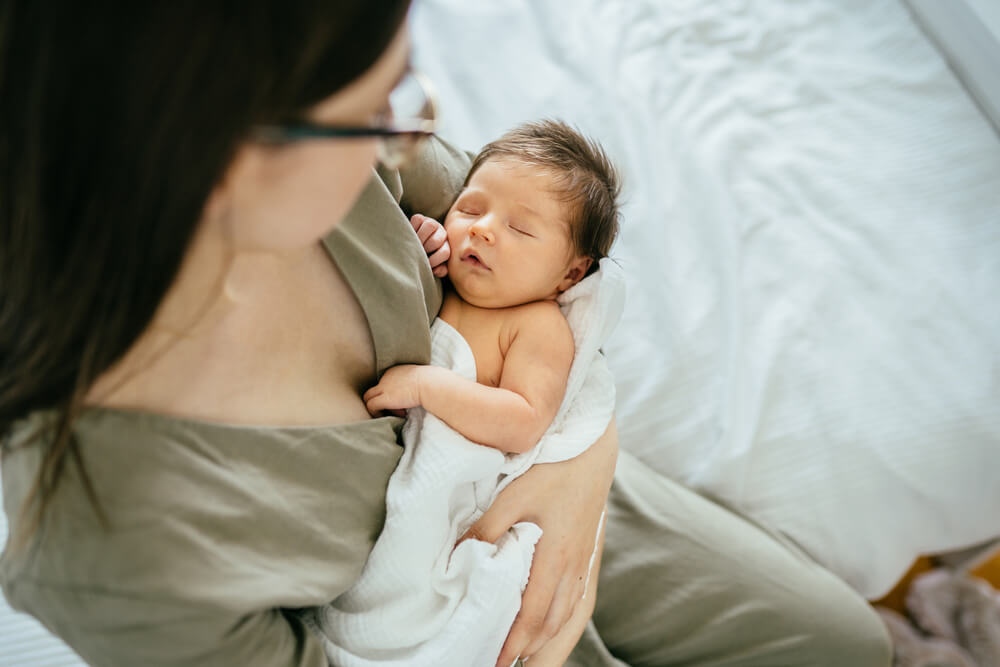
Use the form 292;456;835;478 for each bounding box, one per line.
249;68;438;170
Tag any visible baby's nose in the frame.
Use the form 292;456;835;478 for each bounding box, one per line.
470;222;495;244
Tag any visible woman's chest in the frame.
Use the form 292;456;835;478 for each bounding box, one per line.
108;245;379;427
234;246;378;424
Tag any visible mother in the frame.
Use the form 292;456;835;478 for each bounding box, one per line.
0;2;891;665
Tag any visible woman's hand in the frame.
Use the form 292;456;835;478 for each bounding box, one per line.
410;213;450;277
458;420;619;667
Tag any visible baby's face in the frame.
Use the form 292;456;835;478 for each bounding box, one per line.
444;158;589;309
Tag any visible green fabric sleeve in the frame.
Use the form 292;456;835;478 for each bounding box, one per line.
6;580;327;667
397;135;475;220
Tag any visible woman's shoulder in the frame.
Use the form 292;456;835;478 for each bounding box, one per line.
0;408;403;612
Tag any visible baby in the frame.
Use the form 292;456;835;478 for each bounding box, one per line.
365;119;621;456
308;120;622;667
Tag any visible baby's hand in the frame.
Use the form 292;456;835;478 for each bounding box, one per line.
363;364;426;417
410;213;450;278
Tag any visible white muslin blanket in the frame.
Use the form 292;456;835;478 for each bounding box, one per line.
304;258;624;666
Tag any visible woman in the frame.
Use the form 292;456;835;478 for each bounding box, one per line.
0;2;891;665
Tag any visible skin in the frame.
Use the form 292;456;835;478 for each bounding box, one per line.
377;161;613;666
86;26;617;666
364;159;592;453
86;29;414;425
468;420;614;667
443;158;591;309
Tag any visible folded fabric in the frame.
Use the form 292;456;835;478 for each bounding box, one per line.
303;258;624;666
876;607;976;667
875;568;1000;667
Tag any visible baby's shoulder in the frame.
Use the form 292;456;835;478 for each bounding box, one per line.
504;300;572;343
509;299;565;321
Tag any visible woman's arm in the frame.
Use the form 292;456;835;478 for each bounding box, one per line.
4;580;327;667
458;418;619;667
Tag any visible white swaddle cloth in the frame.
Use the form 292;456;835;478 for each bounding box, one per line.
304;258;624;666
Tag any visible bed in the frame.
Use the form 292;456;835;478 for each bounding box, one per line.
2;0;998;664
406;0;1000;600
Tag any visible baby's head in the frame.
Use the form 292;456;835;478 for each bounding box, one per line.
444;120;621;309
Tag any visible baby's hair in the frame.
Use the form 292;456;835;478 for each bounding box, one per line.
466;119;621;272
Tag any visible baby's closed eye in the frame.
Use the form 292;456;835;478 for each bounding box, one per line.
508;222;534;237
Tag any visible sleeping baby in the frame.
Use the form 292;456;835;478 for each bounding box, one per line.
366;119;619;455
305;120;623;667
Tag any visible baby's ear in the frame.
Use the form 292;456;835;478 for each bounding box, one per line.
558;256;593;292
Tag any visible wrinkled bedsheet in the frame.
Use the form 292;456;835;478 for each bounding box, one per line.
411;0;1000;598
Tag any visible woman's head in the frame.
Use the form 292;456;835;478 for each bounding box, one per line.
210;27;413;253
0;0;411;537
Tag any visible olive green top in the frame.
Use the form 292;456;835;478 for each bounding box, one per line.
0;137;473;666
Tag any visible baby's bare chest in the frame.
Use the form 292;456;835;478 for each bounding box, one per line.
439;298;517;387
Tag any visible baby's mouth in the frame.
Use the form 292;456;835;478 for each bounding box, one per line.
461;250;490;270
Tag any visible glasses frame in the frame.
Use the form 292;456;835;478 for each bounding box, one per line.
248;69;438;167
248;120;436;143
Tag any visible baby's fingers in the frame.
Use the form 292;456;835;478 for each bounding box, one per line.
428;241;450;275
363;387;385;416
409;213;427;233
410;214;440;244
364;392;406;418
422;221;448;254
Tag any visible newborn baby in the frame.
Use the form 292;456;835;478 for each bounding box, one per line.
365;119;619;456
305;120;623;667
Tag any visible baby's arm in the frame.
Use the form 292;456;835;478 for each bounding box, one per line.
364;302;574;453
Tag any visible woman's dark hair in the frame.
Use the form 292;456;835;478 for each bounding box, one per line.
0;0;411;548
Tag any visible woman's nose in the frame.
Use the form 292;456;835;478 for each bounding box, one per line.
469;219;495;244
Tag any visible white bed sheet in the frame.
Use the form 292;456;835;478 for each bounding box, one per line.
410;0;1000;599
